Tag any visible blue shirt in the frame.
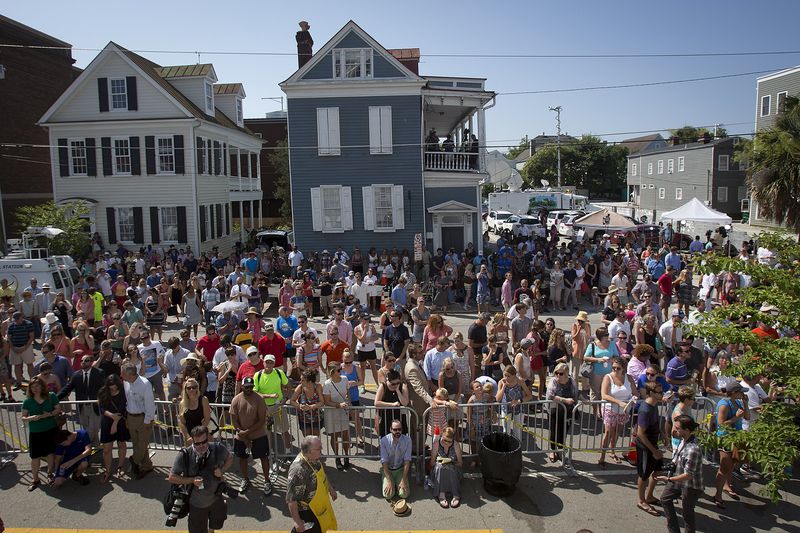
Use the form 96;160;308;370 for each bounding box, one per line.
391;285;407;307
55;429;91;462
665;252;682;272
276;315;298;348
647;257;665;279
584;342;619;377
245;257;259;277
423;348;452;381
340;365;360;402
379;433;412;469
146;274;161;288
689;240;705;253
8;320;33;347
496;257;512;277
36;355;74;387
636;374;672;394
665;356;689;382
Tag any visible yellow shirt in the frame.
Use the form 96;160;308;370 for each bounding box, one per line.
91;292;104;322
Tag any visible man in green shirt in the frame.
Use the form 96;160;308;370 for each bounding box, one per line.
88;287;104;326
252;354;292;450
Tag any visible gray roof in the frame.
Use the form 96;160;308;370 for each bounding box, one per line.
627;137;737;158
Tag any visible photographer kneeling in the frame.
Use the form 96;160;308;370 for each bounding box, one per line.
167;426;233;533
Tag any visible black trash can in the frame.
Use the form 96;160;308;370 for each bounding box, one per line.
479;431;522;496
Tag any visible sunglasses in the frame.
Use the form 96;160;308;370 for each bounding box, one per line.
193;439;209;446
390;428;403;433
554;371;565;376
646;372;657;377
612;366;623;371
186;385;199;390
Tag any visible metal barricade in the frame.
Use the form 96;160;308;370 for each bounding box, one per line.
0;401;28;456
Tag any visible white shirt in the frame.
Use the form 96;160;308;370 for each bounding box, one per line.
212;345;246;370
288;251;304;267
229;283;251;302
134;258;146;276
742;383;768;430
124;375;156;423
658;321;684;347
608;319;631;340
164;347;189;383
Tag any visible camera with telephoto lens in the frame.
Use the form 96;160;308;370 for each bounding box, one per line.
165;487;189;527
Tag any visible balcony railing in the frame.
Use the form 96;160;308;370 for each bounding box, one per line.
424;151;480;172
228;177;261;192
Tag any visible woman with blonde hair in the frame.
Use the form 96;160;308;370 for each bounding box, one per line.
178;377;210;446
570;311;592;382
462;263;475;311
546;328;569;373
430;425;464;508
546;362;578;463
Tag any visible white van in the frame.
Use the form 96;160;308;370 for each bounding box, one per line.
0;255;81;301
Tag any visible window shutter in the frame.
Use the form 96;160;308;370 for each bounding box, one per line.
196;137;205;174
177;206;188;243
316;108;329;155
132;207;144;244
101;137;112;176
150;207;160;243
126;76;138;111
328;108;340;155
106;207;117;244
129;136;141;175
85;138;97;176
392;185;405;230
145;136;156;175
213;141;221;175
222;144;228;175
57;138;69;177
210;205;216;239
362;186;375;230
225;204;230;235
310;187;322;231
216;204;224;237
368;107;381;154
240;152;248;177
97;78;109;112
173;135;185;174
380;106;392;154
341;186;353;230
207;142;213;175
199;206;207;242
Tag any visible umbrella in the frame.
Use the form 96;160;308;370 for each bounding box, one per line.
211;301;248;314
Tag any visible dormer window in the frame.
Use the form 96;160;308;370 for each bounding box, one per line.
205;82;214;115
333;49;373;79
110;78;128;110
236;98;243;126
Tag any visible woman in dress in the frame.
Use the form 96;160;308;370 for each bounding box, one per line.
438;357;463;404
546;362;578;463
430;426;464;509
488;312;510;354
525;320;549;401
450;332;474;392
290;369;324;437
339;349;364;444
322;361;352;470
216;347;239;404
546;328;569;374
178;378;210;446
70;321;95;371
599;356;637;467
21;375;61;490
363;268;380;311
549;261;565;311
585;256;598;289
181;286;202;338
635;313;665;366
374;369;409;437
496;366;532;442
170;276;184;318
97;374;129;482
476;264;491;316
52;292;74;337
462;263;475;311
570;311;592;382
157;278;172;324
599;255;614;291
144;287;166;341
713;383;750;508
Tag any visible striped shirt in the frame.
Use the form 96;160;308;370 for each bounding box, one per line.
8;320;33;347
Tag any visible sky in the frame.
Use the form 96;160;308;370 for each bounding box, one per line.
6;0;800;150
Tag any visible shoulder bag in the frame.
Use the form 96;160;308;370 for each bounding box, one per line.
579;344;595;379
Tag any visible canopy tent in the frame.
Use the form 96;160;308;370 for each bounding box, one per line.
659;197;732;224
573;208;637;230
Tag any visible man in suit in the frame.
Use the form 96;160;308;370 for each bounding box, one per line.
58;353;105;446
404;347;436;453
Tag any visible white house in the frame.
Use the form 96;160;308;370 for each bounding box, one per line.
38;42;263;254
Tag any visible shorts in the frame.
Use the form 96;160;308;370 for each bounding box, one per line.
9;345;35;365
636;444;663;480
266;403;289;433
233;434;269;459
476;293;490;305
660;293;671;307
356;349;377;362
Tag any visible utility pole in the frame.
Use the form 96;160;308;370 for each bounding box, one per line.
549;106;562;188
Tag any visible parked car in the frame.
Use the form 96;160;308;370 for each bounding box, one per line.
255;229;295;250
558;214;579;237
546;210;583;230
609;224;692;249
501;215;546;238
486;210;514;233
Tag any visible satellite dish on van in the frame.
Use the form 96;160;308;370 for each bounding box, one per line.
541;179;549;187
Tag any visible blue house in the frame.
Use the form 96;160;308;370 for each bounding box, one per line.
280;21;494;254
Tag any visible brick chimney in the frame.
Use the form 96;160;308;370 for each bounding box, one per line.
388;48;420;75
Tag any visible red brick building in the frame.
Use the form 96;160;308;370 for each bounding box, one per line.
0;15;79;246
244;111;287;225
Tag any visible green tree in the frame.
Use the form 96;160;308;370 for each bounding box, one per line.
267;139;292;223
504;136;529;160
669;125;727;144
691;232;800;501
747;96;800;231
13;201;91;258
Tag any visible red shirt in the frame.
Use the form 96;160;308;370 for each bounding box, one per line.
196;334;221;362
657;273;673;296
236;359;264;382
752;326;779;340
257;332;287;367
319;339;347;365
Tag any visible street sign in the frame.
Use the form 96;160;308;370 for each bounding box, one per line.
414;233;423;261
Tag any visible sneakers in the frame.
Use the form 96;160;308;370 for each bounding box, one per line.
262;480;273;496
359;385;366;394
240;478;251;493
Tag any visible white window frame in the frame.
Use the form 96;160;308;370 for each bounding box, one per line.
667;159;674;173
112;137;131;176
373;185;394;230
116;207;135;243
657;160;664;174
647;162;653;175
205;82;214;115
68;139;88;176
658;187;665;199
678;156;685;172
333;48;374;79
777;91;788;114
316;107;341;156
675;187;683;200
737;186;747;202
648;184;654;189
320;185;344;232
156;135;175;175
235;98;243;126
761;94;771;117
717;186;729;203
158;206;179;243
368;106;393;154
204;205;212;240
109;77;128;111
631;162;637;176
719;154;729;171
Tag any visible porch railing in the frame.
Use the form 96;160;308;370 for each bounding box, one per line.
424;151;479;172
228;177;261;192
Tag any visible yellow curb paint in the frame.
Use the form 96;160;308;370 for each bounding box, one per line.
6;530;500;533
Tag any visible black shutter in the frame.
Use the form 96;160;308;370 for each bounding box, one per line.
85;138;97;176
177;206;187;243
97;78;109;112
58;138;69;176
132;207;144;244
106;207;117;244
199;206;207;242
222;144;228;175
206;142;213;174
174;135;185;174
101;137;112;176
225;203;231;235
196;137;205;174
213;141;221;175
126;76;138;111
150;207;160;243
210;205;216;239
144;136;156;175
216;203;224;237
129;136;141;175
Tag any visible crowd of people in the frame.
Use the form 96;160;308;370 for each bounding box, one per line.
1;227;790;532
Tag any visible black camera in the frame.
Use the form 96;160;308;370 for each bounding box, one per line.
165;487;189;527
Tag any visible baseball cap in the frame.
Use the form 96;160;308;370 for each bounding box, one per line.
242;377;255;387
672;309;685;318
263;354;276;363
264;322;275;330
246;346;259;357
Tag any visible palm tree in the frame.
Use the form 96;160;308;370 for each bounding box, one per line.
748;96;800;230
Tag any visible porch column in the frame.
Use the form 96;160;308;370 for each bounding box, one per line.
477;106;486;172
247;152;253;187
239;200;246;243
259;200;263;228
251;200;256;229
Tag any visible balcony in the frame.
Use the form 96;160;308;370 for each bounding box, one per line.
228;176;261;192
424;151;480;172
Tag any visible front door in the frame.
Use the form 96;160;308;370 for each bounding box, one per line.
441;226;463;252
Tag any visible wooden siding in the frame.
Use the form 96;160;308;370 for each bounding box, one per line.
169;78;211;116
49;52;185;122
300;30;407;81
287;94;423;252
424;186;480;250
756;69;800;131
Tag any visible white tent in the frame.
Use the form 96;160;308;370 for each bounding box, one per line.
659;197;732;224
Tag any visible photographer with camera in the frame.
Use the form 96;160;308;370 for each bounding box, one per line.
167;425;233;532
655;414;703;533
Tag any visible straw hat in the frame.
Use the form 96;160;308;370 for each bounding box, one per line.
391;499;410;517
574;310;589;322
246;306;261;316
606;284;619;295
182;353;203;365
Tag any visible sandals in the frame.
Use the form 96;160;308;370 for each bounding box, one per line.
450;497;461;508
548;453;558;463
610;454;622;465
637;502;660;516
438;498;449;509
724;488;740;500
28;480;41;492
712;496;726;509
101;473;110;483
